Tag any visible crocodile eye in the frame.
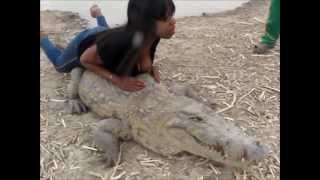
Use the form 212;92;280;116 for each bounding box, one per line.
189;116;203;122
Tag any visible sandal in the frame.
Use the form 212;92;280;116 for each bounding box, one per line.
253;42;275;54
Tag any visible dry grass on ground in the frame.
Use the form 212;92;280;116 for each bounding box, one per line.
40;1;279;179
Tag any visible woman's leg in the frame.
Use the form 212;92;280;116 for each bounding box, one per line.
96;15;109;28
40;31;86;73
53;33;84;73
40;37;63;65
40;4;109;73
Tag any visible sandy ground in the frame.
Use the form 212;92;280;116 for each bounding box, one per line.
40;0;279;179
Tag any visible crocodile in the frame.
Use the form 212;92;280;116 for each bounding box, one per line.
68;67;268;169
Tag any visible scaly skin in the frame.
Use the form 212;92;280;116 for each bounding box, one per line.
66;67;88;114
78;71;268;168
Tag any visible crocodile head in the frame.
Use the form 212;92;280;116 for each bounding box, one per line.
160;101;268;168
128;74;268;168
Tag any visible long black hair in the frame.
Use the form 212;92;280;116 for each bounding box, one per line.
95;0;175;76
126;0;175;38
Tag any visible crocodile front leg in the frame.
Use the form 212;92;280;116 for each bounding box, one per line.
67;67;88;114
93;118;132;167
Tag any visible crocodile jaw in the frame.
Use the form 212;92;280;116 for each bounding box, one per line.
164;110;268;168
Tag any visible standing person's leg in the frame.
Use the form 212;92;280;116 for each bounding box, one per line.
253;0;280;54
90;4;109;28
260;0;280;45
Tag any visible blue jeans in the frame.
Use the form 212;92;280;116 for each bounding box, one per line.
40;16;109;73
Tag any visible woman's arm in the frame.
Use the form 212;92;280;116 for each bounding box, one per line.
80;44;117;84
80;44;145;91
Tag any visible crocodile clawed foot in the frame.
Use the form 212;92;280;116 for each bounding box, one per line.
67;98;88;114
93;120;121;168
100;152;118;168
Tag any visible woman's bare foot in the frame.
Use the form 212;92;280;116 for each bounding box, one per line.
90;4;102;18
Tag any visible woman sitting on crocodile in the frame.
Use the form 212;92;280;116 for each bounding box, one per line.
40;0;176;113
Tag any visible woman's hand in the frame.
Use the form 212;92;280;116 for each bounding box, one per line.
114;76;146;92
150;66;160;83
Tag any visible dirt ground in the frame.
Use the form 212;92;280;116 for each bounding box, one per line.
40;0;279;179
